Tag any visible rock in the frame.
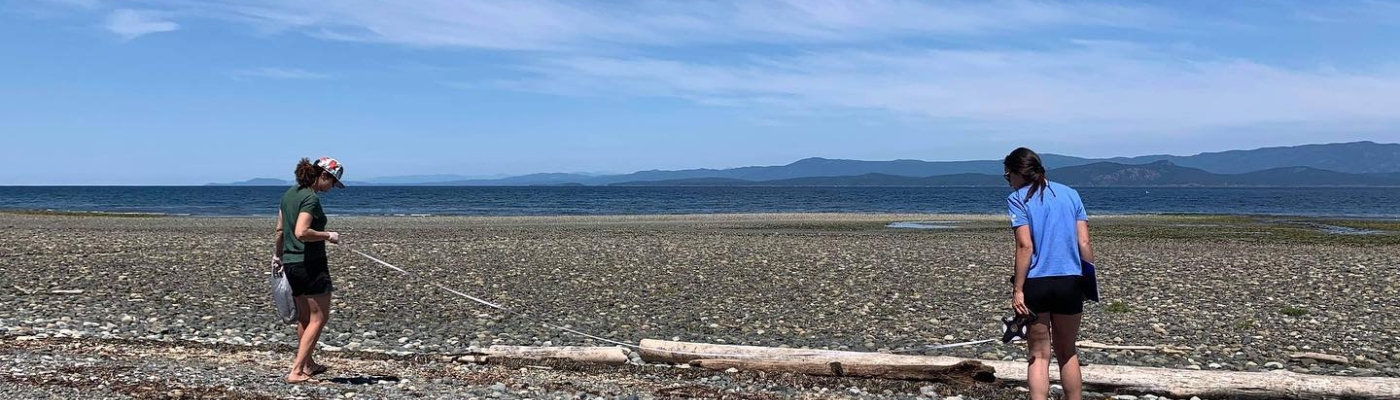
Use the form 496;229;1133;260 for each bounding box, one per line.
725;368;739;373
943;396;963;400
1049;384;1064;396
146;323;169;334
919;386;939;397
1265;361;1284;369
1113;396;1139;400
167;389;184;398
489;383;507;392
16;336;37;341
1186;364;1201;370
1208;362;1222;369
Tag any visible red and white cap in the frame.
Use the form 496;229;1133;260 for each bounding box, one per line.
314;157;345;188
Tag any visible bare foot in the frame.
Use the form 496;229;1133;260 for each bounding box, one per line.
286;371;313;384
303;362;328;376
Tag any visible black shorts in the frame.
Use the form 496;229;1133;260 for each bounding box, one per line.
284;257;334;297
1023;275;1083;315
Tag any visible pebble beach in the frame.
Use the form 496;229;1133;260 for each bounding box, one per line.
1;212;1397;399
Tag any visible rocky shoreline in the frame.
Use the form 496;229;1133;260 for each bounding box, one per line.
2;213;1397;399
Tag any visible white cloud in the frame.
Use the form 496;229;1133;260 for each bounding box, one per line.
1293;0;1400;25
155;0;1167;50
33;1;1400;139
496;44;1400;136
104;9;178;40
231;67;329;80
34;0;101;10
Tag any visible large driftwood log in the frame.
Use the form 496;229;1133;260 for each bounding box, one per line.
639;339;1400;400
452;345;629;365
639;339;969;365
690;358;995;382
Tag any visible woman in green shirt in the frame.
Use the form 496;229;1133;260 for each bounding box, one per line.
273;157;345;383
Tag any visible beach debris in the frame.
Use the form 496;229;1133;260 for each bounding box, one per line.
1290;352;1351;365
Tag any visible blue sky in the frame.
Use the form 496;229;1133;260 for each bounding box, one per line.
2;0;1399;184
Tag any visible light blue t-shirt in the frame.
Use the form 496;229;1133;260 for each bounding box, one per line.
1007;181;1088;278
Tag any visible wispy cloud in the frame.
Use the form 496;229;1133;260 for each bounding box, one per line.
497;43;1400;136
29;0;1400;139
104;9;177;40
33;0;101;10
1293;0;1400;25
230;67;329;80
136;0;1169;50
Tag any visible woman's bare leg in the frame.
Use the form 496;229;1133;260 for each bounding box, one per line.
1026;314;1053;400
294;307;321;375
288;296;313;382
288;294;331;382
1051;313;1084;400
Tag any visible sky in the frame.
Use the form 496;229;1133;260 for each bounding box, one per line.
2;0;1399;185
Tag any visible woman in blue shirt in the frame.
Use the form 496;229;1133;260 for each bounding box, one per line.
1004;147;1095;400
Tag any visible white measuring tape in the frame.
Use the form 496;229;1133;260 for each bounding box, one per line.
343;245;994;360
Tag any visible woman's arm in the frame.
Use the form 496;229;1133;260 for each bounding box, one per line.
1076;220;1094;264
273;210;285;258
294;212;337;243
1011;225;1033;315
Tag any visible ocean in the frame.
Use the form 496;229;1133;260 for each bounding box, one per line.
0;186;1394;218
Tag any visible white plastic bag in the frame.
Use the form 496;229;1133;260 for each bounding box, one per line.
270;265;298;324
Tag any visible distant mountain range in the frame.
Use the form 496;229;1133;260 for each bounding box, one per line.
212;141;1400;187
613;161;1400;187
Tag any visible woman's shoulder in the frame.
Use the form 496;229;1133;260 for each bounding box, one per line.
1006;185;1030;200
1048;181;1080;194
281;186;320;202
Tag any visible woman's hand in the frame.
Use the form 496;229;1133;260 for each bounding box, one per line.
1012;291;1029;316
327;232;341;245
271;256;283;273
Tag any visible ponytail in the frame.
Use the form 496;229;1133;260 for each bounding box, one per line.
1024;168;1049;202
1004;147;1054;202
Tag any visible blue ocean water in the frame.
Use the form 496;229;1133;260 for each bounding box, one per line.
0;186;1394;218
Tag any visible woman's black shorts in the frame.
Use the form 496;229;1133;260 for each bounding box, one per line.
1023;275;1083;315
284;257;334;297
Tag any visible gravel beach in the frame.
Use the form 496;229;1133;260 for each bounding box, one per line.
1;212;1397;399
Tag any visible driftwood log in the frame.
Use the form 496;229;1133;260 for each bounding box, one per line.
450;345;630;365
1289;352;1351;365
641;340;993;382
638;339;1400;400
690;358;995;382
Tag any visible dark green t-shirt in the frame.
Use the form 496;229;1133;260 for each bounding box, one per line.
280;186;327;263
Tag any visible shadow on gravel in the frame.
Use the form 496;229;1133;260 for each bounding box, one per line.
328;375;401;385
